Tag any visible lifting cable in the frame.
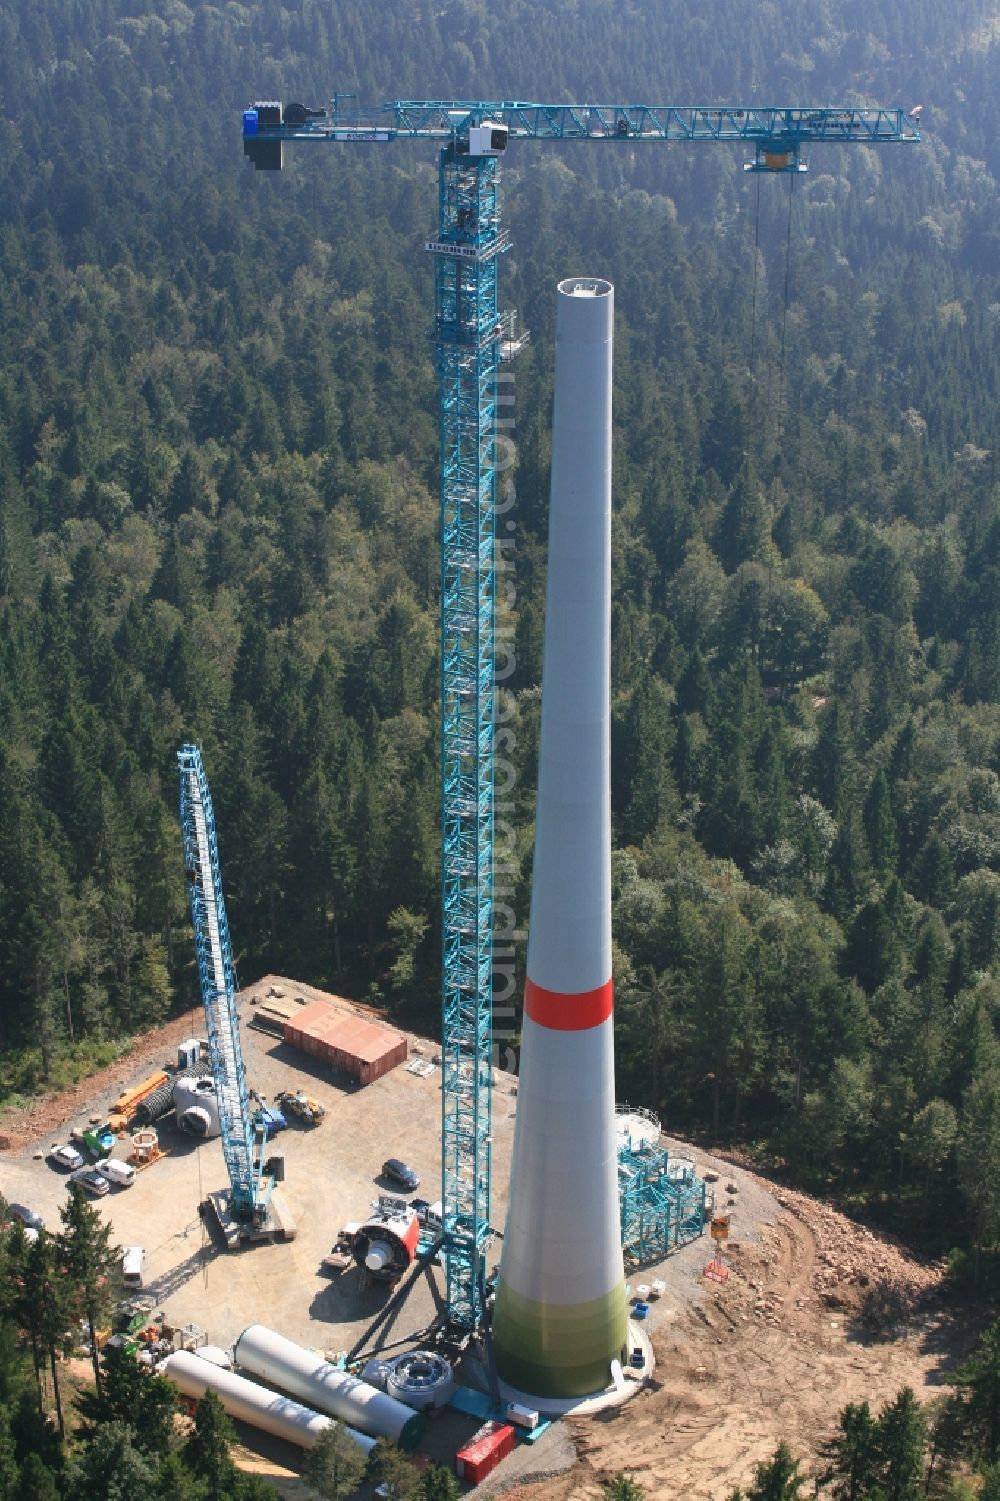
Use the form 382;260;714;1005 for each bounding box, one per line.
774;167;797;459
766;170;797;592
744;168;763;496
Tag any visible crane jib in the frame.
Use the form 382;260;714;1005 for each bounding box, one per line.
242;99;920;150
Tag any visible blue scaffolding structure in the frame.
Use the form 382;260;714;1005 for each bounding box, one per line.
617;1110;706;1268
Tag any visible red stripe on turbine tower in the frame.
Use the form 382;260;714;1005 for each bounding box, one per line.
524;977;614;1031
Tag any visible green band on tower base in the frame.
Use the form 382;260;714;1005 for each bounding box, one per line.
492;1279;628;1397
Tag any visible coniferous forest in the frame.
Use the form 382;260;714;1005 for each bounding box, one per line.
1;0;1000;1276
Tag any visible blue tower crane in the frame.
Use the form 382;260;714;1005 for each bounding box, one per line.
178;744;272;1226
242;96;919;1330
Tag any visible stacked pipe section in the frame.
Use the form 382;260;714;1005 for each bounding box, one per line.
162;1350;375;1455
492;277;627;1398
233;1325;426;1449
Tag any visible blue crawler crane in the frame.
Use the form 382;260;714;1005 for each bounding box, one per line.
178;744;273;1227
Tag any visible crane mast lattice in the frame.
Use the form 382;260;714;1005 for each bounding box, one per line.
242;95;919;1330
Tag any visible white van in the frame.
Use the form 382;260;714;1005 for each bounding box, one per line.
96;1158;136;1189
122;1246;145;1289
422;1200;443;1233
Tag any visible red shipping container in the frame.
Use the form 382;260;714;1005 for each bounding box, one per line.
282;1000;407;1083
455;1420;516;1484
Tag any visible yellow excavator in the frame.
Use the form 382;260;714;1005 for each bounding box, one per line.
275;1089;326;1126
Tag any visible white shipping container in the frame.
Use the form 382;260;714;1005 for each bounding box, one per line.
505;1402;539;1430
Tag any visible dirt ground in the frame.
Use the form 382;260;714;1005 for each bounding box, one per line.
500;1161;971;1501
0;1004;206;1151
0;982;983;1501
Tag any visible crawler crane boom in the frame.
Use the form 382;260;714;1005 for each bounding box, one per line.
178;744;272;1225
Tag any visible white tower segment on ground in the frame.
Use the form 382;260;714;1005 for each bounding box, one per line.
232;1324;425;1448
492;277;627;1398
161;1350;376;1455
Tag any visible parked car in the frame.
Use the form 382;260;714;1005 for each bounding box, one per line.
122;1245;145;1289
381;1157;420;1192
48;1143;85;1171
7;1204;43;1231
69;1166;110;1198
95;1158;137;1189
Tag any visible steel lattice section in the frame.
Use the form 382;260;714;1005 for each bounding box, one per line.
178;745;262;1219
618;1133;707;1268
437;146;500;1331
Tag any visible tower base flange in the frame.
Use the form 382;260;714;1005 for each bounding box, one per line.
496;1320;654;1419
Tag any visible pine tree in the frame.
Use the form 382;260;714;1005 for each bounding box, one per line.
715;477;770;574
864;770;897;883
910;832;955;908
956;1075;1000;1286
62;1420;158;1501
812;699;856;819
922;1391;967;1497
303;1422;368;1501
615;674;678;844
0;1402;19;1501
149;1452;206;1501
824;809;871;925
58;1183;120;1395
675;646;715;717
14;1232;69;1436
874;1387;927;1501
415;1465;461;1501
8;1392;60;1481
165;450;211;521
12;1455;59;1501
77;1341;178;1457
818;1400;879;1501
952;1318;1000;1464
183;1390;238;1500
371;1438;419;1500
745;1442;805;1501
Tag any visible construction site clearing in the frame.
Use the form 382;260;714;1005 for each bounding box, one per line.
0;975;975;1500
